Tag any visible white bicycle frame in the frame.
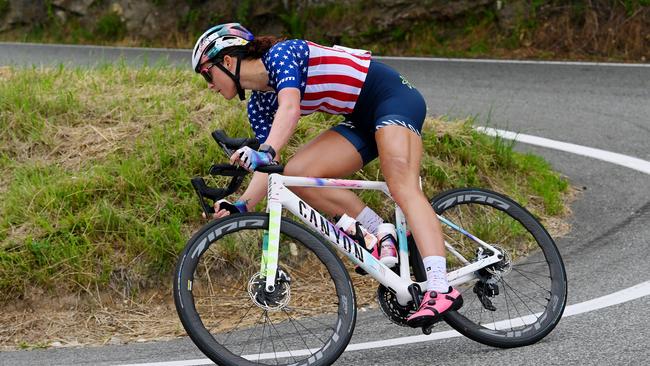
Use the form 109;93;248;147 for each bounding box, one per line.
261;174;504;306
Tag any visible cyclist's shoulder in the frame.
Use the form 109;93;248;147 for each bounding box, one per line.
270;39;309;50
265;39;309;60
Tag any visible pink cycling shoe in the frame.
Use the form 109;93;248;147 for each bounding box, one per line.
406;287;463;328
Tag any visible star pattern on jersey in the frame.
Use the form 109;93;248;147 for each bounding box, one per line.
251;39;309;142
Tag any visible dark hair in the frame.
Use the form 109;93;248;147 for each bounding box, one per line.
213;36;286;63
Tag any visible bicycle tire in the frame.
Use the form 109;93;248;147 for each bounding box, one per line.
430;188;567;348
174;213;356;366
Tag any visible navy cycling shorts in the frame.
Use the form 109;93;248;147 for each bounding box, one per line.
331;60;427;165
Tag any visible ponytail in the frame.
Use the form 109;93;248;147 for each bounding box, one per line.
245;36;286;58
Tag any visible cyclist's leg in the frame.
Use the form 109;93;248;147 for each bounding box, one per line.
374;125;444;258
283;128;367;218
367;62;462;323
375;124;462;326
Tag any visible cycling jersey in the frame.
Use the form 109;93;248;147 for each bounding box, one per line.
248;40;371;142
247;39;426;165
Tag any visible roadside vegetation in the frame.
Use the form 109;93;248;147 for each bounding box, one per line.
0;1;647;62
0;63;570;303
0;63;572;348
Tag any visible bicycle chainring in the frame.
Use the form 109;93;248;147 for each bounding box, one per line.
377;285;415;327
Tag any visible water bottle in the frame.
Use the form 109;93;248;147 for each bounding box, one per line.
377;223;398;267
335;214;378;251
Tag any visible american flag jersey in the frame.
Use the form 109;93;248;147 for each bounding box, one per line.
247;39;371;142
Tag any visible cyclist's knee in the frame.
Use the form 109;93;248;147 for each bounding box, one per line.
382;157;416;186
382;160;420;205
284;160;316;197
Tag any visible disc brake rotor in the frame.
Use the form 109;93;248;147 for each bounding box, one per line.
248;268;292;311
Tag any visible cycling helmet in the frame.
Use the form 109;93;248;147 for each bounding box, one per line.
192;23;254;100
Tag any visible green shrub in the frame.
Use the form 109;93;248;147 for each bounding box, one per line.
94;11;126;41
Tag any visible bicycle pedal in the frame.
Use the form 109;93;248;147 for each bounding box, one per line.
421;319;440;335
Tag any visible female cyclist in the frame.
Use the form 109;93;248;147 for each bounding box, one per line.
191;23;462;327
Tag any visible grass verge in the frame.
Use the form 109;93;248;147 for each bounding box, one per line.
0;63;573;347
0;63;571;301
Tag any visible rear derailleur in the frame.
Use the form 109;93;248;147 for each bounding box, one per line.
472;278;499;311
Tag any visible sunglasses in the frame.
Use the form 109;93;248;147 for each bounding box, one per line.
200;64;216;83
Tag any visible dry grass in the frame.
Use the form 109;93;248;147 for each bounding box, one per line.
0;288;183;350
0;65;574;349
531;3;649;61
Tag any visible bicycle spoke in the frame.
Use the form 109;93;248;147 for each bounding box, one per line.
513;260;549;266
510;267;552;294
257;312;267;363
501;277;527;330
501;278;548;310
489;300;497;330
511;266;551;279
284;309;329;345
501;277;515;330
268;315;300;363
266;313;280;365
282;309;317;356
284;307;338;330
223;304;261;346
236;311;266;355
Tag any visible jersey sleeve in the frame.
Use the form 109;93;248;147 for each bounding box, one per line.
265;41;302;92
247;91;278;143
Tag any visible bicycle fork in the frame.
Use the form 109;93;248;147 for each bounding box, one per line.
261;201;282;293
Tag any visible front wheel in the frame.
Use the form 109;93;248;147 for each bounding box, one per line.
430;188;567;348
174;213;357;366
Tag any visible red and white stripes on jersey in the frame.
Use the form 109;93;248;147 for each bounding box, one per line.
301;41;371;115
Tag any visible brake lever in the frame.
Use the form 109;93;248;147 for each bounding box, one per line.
191;177;224;215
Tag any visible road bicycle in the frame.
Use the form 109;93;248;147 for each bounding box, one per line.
173;129;568;366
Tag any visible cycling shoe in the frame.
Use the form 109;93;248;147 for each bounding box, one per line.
406;287;463;328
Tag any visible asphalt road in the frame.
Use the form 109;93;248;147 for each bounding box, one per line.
1;43;649;366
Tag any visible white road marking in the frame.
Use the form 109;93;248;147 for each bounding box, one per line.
114;129;650;366
1;43;645;365
114;281;650;366
476;127;650;175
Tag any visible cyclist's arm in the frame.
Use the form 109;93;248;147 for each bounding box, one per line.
234;88;301;210
261;87;301;154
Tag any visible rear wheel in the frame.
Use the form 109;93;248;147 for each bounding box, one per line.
174;213;356;365
430;188;567;348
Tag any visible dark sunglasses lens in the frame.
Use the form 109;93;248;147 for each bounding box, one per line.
201;69;212;83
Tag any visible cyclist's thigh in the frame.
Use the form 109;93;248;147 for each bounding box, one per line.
285;128;363;177
370;65;427;179
375;125;423;185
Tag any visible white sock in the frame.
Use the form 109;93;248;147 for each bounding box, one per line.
355;206;384;235
423;256;449;293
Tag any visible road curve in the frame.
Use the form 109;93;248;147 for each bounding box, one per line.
1;43;649;366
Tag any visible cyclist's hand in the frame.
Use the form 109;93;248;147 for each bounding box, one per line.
230;146;274;172
201;199;247;220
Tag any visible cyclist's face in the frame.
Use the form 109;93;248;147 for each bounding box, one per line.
199;55;237;100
